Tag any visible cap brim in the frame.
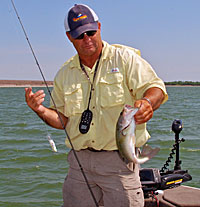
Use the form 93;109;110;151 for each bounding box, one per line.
69;22;98;39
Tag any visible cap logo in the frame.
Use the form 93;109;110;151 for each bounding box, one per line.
73;13;87;22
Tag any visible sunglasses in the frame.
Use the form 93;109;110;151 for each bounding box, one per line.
75;30;97;40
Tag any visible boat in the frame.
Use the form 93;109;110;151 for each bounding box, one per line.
142;119;200;207
144;185;200;207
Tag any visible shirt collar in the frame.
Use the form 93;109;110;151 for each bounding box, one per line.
68;54;81;69
68;40;113;69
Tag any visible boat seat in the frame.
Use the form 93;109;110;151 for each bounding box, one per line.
162;185;200;207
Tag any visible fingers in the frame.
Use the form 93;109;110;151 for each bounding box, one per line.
25;87;45;112
25;87;33;101
34;90;45;105
134;100;153;125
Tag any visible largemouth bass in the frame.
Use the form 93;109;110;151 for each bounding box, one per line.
116;105;159;164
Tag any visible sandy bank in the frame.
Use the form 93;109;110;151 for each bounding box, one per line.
0;80;199;88
0;80;53;87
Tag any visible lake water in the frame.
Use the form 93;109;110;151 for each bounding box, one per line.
0;86;200;207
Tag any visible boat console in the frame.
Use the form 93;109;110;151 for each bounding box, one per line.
140;119;192;198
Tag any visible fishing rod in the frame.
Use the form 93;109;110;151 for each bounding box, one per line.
10;1;99;206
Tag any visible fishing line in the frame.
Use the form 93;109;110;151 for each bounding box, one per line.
10;1;99;206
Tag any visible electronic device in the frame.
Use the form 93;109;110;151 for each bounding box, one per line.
79;109;93;134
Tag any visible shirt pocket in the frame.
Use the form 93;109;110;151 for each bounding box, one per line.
99;72;125;107
64;83;84;116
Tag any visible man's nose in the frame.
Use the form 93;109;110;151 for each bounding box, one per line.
82;33;91;40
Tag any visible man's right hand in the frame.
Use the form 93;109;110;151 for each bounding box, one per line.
25;87;68;129
25;87;46;114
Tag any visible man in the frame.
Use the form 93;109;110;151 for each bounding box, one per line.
25;4;168;207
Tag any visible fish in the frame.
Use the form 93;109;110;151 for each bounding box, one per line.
116;105;160;164
47;135;57;152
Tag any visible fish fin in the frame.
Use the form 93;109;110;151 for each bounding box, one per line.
140;144;160;159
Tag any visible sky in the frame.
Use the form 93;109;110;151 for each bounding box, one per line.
1;0;200;82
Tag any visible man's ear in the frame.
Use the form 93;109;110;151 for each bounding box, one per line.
98;22;101;30
66;32;72;42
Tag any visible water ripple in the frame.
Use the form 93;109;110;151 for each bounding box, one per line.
0;87;200;206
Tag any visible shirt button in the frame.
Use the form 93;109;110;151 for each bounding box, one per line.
92;106;95;109
91;123;94;125
92;140;95;143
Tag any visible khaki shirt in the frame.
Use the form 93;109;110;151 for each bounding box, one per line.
50;41;168;150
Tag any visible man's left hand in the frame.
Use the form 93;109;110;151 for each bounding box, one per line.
134;99;153;124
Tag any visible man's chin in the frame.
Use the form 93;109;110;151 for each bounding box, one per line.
81;48;96;56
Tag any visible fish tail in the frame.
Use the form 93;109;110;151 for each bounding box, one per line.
134;157;149;164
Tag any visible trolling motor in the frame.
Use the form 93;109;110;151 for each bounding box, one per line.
140;119;192;198
172;119;184;170
160;119;185;172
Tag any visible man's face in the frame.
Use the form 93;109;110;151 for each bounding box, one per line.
67;22;102;57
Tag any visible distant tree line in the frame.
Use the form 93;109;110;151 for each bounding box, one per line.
165;81;200;86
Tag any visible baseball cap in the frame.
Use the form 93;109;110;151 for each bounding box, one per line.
64;4;99;39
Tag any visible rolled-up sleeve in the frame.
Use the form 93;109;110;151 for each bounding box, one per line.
126;52;168;103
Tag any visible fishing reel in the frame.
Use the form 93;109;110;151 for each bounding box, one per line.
140;119;192;198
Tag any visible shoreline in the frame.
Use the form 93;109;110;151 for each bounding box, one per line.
0;80;53;87
0;80;199;88
0;84;53;88
165;85;200;87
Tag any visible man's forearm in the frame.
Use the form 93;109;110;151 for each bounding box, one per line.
36;107;68;129
143;87;165;111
